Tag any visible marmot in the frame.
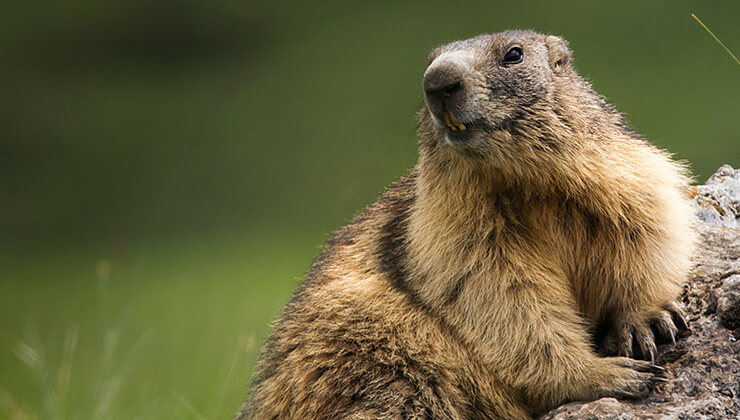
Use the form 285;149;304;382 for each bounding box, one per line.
236;30;696;419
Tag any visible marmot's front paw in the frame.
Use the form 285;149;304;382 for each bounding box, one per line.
597;357;667;399
603;303;689;362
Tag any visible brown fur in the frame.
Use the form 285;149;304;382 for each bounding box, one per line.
237;30;696;419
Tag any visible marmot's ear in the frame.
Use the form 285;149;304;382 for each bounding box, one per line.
545;35;571;74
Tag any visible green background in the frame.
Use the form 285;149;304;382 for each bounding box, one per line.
1;1;738;418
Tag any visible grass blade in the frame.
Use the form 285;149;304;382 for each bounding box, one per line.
691;13;740;67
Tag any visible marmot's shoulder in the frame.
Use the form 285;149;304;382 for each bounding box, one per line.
289;169;418;300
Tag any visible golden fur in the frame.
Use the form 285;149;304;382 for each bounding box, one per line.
237;30;696;419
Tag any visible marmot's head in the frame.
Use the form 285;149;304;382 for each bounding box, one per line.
418;30;609;169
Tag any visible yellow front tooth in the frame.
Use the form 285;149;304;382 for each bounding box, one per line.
447;113;465;131
443;112;452;128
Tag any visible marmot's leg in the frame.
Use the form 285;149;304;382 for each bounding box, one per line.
247;335;531;420
494;281;666;413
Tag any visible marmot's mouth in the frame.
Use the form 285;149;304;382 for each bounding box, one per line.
443;112;466;132
440;112;489;145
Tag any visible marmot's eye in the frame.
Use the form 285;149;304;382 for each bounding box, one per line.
503;47;523;64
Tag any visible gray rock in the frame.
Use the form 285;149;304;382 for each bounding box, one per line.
543;165;740;419
693;165;740;229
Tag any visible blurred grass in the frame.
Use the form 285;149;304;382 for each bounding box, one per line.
1;230;321;419
0;0;738;418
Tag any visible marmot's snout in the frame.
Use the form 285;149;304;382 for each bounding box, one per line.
423;62;464;111
423;53;472;134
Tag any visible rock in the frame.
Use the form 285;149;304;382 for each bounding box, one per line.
545;398;633;420
717;274;740;332
693;165;740;229
543;166;740;419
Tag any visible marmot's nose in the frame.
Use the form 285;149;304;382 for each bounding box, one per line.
423;65;463;100
423;62;465;112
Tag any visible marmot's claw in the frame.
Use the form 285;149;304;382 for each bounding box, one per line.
613;358;666;375
651;308;679;346
647;363;666;374
676;313;689;331
635;326;657;363
614;322;633;359
664;302;689;331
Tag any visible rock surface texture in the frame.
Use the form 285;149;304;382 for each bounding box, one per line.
544;165;740;420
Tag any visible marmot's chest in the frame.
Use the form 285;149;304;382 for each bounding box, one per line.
405;207;560;303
